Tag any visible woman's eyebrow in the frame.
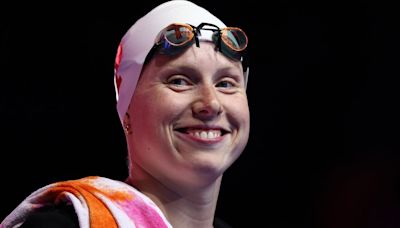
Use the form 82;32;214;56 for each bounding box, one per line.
216;66;243;76
164;61;241;74
161;64;202;77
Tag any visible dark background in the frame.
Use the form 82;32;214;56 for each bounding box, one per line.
1;1;400;227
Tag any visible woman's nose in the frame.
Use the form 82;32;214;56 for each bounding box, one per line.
192;85;222;120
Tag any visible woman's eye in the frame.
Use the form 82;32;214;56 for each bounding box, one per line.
168;78;190;86
216;80;235;88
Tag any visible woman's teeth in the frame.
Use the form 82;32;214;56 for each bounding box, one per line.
187;130;221;139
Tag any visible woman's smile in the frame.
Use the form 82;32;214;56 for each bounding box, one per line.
174;125;230;146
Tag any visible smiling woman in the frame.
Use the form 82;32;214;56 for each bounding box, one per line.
1;1;250;228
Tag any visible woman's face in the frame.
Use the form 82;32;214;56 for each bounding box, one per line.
127;42;250;190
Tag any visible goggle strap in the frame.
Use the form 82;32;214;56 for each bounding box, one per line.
217;32;222;52
193;27;200;47
194;36;200;47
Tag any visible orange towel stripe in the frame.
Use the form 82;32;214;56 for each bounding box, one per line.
44;179;118;228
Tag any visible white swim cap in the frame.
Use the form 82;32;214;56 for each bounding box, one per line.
114;0;249;125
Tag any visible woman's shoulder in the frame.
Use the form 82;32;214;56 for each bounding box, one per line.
19;204;78;228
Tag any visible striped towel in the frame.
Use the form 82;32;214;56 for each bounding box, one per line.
1;176;172;228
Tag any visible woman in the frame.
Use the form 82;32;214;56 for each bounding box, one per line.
1;1;250;227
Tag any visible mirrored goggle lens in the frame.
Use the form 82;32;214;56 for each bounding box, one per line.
164;24;194;46
221;28;248;51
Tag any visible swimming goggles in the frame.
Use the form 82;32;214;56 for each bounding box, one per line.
145;23;248;69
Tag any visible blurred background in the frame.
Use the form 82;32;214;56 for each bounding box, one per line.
1;1;399;227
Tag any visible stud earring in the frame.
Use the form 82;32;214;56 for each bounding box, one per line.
124;123;132;135
123;113;132;135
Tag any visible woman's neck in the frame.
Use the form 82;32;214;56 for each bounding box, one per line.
126;163;222;228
